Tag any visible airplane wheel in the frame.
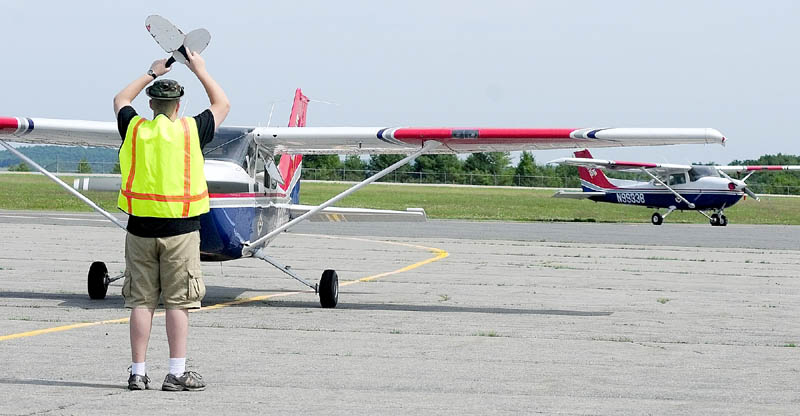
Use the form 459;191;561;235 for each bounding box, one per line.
710;213;720;226
88;261;109;300
319;269;338;308
720;215;728;226
651;212;663;225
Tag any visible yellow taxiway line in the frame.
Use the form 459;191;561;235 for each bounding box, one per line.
0;235;448;342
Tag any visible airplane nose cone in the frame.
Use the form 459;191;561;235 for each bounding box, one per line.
731;179;747;191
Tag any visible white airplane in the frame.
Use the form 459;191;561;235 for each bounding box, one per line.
0;90;726;307
550;149;800;226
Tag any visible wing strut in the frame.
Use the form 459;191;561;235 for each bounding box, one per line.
0;139;126;230
639;167;696;209
242;140;442;255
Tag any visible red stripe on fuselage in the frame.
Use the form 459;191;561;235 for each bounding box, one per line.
209;192;287;199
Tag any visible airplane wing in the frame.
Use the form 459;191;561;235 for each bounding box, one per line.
278;204;426;222
0;117;121;148
1;116;725;153
715;165;800;173
548;157;691;174
552;190;606;199
251;127;726;154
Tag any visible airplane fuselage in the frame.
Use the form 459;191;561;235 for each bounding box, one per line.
200;157;294;262
582;176;744;211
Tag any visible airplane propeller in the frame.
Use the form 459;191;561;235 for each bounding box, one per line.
718;170;760;201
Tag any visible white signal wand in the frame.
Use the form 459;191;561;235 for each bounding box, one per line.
0;139;127;230
242;140;442;255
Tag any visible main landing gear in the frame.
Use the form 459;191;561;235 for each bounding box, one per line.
650;206;677;226
85;257;339;307
253;249;339;308
87;261;125;299
651;206;729;227
709;213;728;227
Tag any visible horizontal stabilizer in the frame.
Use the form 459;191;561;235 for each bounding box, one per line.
280;204;427;222
72;176;121;192
552;190;606;199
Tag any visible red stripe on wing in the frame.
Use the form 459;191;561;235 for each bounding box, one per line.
0;117;19;132
610;161;659;168
392;128;577;140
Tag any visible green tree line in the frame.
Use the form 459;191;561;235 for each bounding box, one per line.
3;146;800;194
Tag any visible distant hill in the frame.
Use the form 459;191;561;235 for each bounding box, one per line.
0;145;119;173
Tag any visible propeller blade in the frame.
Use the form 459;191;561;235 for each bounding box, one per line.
744;187;760;201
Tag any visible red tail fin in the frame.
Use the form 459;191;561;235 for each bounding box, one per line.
574;149;617;189
279;89;309;199
287;88;309;127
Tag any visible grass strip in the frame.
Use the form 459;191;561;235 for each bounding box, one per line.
1;174;799;225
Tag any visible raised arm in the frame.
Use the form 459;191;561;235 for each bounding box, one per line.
113;60;171;116
185;50;230;130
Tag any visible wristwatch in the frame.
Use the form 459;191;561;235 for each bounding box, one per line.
147;69;157;80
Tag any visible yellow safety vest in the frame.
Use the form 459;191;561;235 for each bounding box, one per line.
118;114;209;218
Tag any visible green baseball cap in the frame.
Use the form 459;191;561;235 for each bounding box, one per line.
146;79;184;100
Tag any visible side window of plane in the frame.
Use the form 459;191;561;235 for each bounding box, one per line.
669;173;687;186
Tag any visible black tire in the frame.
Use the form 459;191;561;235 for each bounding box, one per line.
720;215;728;226
651;212;663;225
319;269;338;308
88;261;109;300
710;213;720;226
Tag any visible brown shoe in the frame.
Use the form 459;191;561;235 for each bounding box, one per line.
162;371;206;391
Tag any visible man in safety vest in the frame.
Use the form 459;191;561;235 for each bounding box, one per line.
113;50;230;391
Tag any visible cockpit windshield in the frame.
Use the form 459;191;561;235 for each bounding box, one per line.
688;166;719;182
202;127;254;168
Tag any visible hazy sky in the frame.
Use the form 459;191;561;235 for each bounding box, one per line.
2;1;797;164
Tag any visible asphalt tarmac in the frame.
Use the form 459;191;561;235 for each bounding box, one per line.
0;211;798;415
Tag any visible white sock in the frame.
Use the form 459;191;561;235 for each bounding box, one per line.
169;357;186;376
131;362;146;376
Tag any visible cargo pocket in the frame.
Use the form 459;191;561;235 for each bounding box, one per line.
122;270;132;300
187;269;206;302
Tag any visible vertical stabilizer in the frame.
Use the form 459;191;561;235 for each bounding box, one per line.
288;88;309;128
574;149;617;190
279;89;309;203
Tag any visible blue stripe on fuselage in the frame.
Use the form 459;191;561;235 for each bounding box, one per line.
582;187;743;210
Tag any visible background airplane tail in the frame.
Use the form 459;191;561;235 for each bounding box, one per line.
279;88;309;204
574;149;617;190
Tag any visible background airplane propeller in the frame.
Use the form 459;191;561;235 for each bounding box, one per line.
717;170;760;201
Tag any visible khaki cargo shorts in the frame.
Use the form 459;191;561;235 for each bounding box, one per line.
122;230;205;310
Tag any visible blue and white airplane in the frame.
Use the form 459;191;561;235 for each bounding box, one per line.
550;149;800;226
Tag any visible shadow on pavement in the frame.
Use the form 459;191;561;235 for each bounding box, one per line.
254;299;613;316
0;377;122;390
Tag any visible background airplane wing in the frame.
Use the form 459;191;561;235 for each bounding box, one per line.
252;127;726;154
278;204;426;222
715;165;800;173
548;157;691;173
